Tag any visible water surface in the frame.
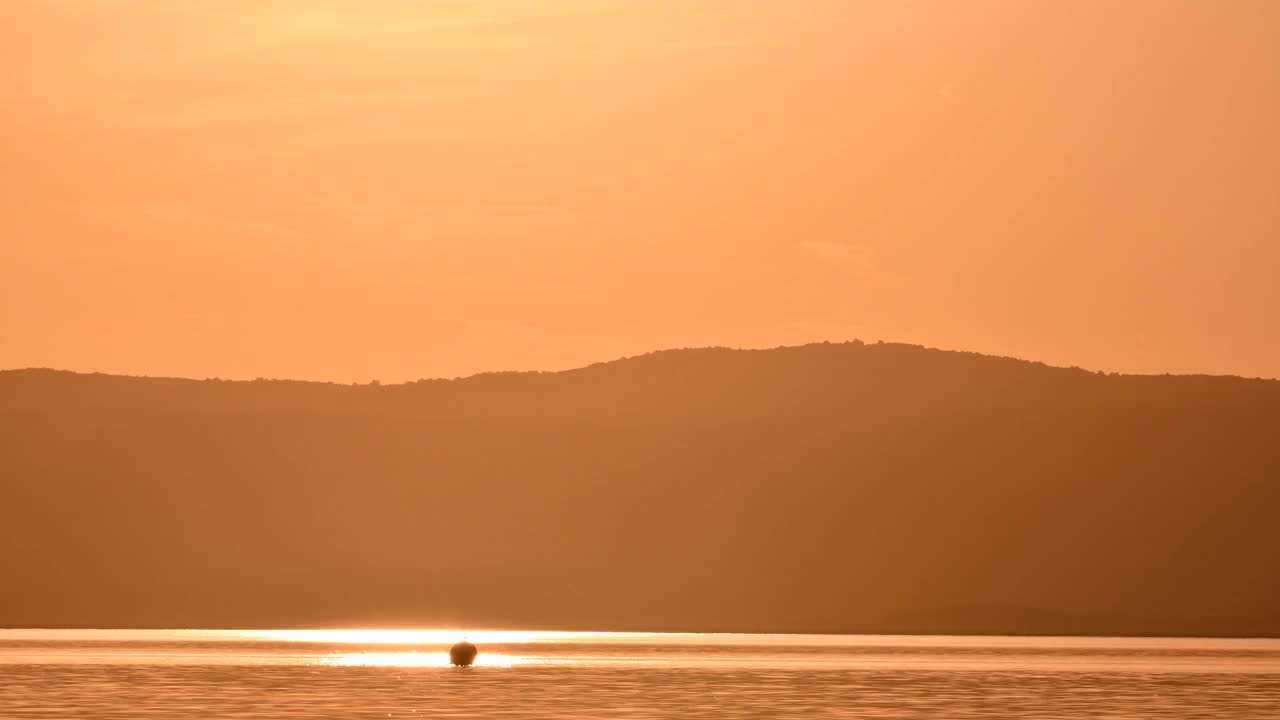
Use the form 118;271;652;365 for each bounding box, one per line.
2;630;1277;718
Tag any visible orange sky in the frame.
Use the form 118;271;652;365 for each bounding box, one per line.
4;1;1278;382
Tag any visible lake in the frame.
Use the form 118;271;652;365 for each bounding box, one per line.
2;630;1277;718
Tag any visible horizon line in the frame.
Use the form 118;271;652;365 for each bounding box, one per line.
3;340;1279;385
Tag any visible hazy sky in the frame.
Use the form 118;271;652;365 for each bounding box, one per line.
4;0;1278;381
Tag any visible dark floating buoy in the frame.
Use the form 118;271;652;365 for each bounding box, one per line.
450;641;478;667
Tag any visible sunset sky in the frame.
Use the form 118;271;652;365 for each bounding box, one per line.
4;0;1278;382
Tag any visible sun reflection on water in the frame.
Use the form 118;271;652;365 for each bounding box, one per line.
319;651;543;668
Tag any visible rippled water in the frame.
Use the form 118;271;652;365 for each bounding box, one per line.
2;630;1278;718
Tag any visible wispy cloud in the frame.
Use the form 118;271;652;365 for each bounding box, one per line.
69;202;309;246
801;241;903;289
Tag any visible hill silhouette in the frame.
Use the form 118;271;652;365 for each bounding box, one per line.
2;341;1278;636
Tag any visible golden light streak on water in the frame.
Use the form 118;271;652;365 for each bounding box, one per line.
319;651;544;668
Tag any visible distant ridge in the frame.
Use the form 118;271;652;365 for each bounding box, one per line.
2;341;1277;636
4;341;1276;417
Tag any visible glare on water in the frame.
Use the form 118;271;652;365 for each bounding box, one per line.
320;651;541;669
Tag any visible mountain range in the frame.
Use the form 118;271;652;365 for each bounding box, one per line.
2;341;1277;636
